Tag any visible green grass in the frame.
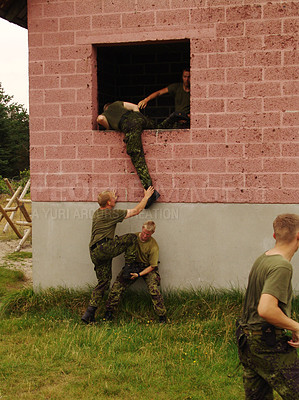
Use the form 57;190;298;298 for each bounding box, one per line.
0;291;244;400
4;251;32;261
0;316;242;400
0;265;25;297
0;272;292;399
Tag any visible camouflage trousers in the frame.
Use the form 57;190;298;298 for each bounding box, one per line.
120;111;154;189
89;234;137;308
158;112;190;130
106;267;167;317
237;329;299;399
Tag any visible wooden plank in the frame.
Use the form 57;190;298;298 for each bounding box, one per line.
0;186;22;224
16;221;32;227
2;207;18;212
0;204;23;239
15;228;32;252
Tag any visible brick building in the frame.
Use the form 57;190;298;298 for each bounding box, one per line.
2;0;298;290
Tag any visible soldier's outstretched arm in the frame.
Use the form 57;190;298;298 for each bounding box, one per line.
130;266;155;280
138;87;169;109
125;186;154;219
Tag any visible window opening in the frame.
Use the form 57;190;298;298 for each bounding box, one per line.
97;40;190;128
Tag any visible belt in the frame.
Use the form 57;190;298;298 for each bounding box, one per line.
243;328;284;335
90;238;110;251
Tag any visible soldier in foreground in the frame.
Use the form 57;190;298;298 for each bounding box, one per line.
236;214;299;399
81;187;154;324
104;220;167;323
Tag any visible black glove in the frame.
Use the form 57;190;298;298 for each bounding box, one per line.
122;263;142;280
122;263;145;279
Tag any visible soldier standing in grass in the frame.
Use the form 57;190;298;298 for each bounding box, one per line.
97;101;160;209
236;214;299;399
81;187;154;324
104;220;167;323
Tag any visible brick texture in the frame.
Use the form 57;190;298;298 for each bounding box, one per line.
28;0;299;204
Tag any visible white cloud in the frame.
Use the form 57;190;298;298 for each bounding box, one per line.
0;18;29;110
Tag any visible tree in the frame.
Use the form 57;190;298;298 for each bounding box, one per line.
0;83;29;178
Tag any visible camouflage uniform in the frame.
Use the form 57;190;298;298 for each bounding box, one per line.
158;82;190;130
237;253;299;399
106;263;166;317
120;111;154;189
158;112;190;130
236;326;299;399
89;234;137;308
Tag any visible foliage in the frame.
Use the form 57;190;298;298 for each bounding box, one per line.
0;175;9;193
0;83;29;178
19;168;30;187
0;169;30;194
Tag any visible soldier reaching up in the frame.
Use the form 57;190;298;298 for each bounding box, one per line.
81;187;154;324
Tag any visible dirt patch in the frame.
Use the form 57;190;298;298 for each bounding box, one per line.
0;240;32;286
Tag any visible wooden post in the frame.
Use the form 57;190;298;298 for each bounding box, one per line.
0;204;23;238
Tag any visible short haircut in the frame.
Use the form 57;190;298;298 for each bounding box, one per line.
97;191;113;207
273;214;299;243
143;220;156;232
182;66;190;73
103;103;112;111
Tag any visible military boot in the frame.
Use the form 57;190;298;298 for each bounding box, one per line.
104;310;113;321
145;189;160;209
81;306;97;324
159;315;167;324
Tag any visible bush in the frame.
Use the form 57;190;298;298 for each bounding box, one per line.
0;169;30;194
0;175;10;194
18;169;30;191
0;83;29;178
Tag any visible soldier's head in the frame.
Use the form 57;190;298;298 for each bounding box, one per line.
103;103;112;111
273;214;299;245
140;220;156;242
182;67;190;89
97;190;117;208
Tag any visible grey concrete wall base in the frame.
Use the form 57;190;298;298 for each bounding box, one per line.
32;202;299;292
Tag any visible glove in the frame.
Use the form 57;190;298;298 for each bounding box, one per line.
122;263;143;280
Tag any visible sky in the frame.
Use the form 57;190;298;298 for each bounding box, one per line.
0;18;29;111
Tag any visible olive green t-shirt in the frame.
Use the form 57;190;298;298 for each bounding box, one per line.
241;253;293;330
167;82;190;114
89;209;127;249
135;232;159;267
102;101;127;130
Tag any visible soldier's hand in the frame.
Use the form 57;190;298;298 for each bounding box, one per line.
144;186;154;199
288;331;299;348
130;273;139;280
138;99;147;109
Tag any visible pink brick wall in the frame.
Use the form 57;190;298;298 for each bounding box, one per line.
28;0;299;203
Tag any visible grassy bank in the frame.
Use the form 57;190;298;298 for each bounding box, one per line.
0;262;291;399
0;288;244;400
